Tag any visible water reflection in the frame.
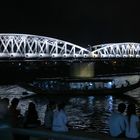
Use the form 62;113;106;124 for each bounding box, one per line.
17;95;129;134
0;85;137;134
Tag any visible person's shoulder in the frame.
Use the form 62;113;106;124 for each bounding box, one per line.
132;114;139;120
119;113;126;118
114;112;125;119
111;112;121;116
131;114;138;117
109;112;117;118
60;109;66;114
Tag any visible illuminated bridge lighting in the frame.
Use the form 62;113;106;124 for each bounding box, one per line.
0;34;139;59
91;43;140;58
0;34;90;59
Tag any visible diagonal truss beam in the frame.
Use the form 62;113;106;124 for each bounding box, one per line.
90;43;140;58
0;34;90;58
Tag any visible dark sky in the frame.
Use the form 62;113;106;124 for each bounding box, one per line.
0;0;140;47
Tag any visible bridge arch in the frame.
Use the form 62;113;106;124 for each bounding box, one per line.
0;34;140;59
91;43;140;58
0;34;90;59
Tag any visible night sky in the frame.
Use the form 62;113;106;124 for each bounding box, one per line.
0;1;140;47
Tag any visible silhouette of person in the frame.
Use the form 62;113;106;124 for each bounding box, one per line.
24;102;40;128
0;99;13;140
9;98;21;127
1;98;11;123
44;101;56;130
52;102;68;132
109;103;126;137
125;103;140;139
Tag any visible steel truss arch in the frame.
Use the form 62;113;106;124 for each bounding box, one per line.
0;34;90;59
90;43;140;58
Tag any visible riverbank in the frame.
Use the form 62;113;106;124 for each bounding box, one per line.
13;128;129;140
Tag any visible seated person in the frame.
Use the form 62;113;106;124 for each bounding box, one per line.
9;98;22;127
24;102;40;128
52;103;68;132
0;99;13;140
109;103;126;137
44;102;56;129
125;103;140;139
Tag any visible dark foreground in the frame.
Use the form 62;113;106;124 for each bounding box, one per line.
12;127;137;140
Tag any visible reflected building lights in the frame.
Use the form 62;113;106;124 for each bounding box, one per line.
107;95;113;112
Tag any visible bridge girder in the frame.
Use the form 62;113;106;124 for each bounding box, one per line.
0;34;140;59
91;43;140;58
0;34;90;59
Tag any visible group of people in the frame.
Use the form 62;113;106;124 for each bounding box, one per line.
3;97;140;139
0;97;68;139
0;97;45;140
0;97;40;128
0;97;22;140
44;101;68;132
109;102;140;139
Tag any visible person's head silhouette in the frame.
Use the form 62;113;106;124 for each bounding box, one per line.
11;98;19;108
118;103;126;113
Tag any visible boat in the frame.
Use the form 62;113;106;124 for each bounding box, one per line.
18;78;140;98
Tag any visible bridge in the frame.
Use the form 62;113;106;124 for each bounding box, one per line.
0;33;140;59
0;33;90;59
0;33;139;83
91;43;140;58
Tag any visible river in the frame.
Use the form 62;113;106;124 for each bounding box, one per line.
0;75;140;134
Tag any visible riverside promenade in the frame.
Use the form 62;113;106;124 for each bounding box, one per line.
12;127;128;140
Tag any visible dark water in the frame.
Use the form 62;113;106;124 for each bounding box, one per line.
0;85;140;134
30;95;129;134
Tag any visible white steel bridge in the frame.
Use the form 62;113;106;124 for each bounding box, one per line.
0;33;140;59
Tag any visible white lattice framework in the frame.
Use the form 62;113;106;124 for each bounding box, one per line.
0;34;140;59
0;34;90;58
91;43;140;58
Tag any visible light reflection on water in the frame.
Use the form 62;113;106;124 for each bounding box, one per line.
47;95;129;133
1;85;140;134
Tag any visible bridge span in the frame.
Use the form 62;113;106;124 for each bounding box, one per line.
0;34;139;83
0;33;89;59
0;34;140;60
